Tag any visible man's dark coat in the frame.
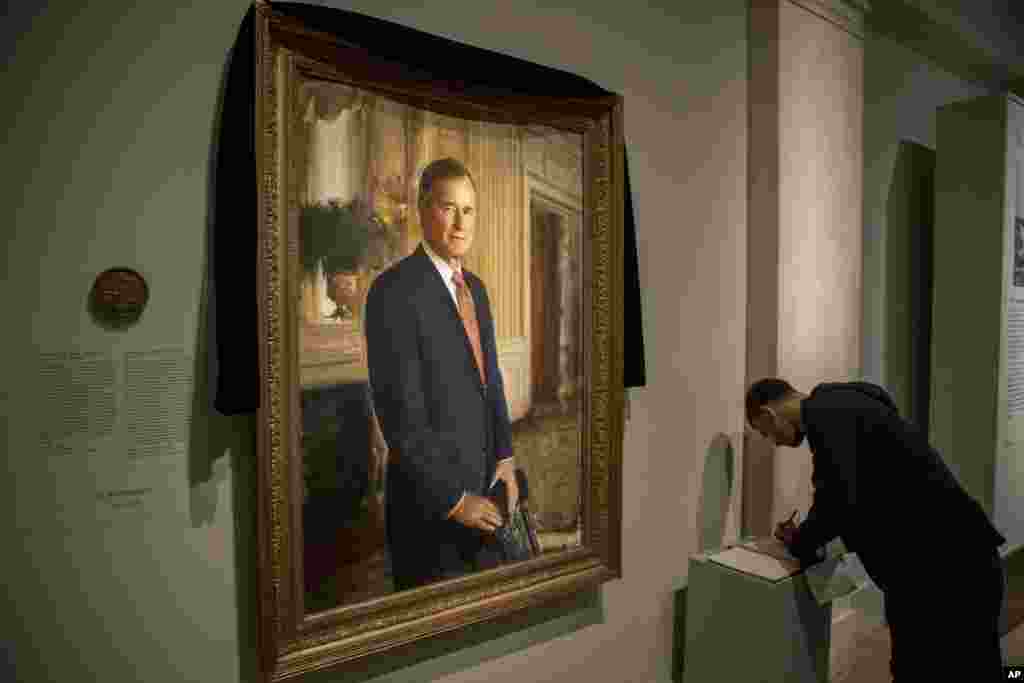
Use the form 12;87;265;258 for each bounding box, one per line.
790;381;1005;592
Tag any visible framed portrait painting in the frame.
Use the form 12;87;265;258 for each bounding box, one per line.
247;3;626;680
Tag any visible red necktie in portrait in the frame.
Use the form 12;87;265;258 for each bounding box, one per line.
452;270;486;386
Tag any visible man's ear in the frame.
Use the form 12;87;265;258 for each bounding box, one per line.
748;407;771;435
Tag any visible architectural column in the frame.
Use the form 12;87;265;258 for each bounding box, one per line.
745;0;867;536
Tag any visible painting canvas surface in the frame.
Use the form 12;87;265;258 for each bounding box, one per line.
291;80;587;611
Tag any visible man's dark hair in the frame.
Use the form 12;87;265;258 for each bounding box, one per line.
417;157;476;208
745;378;798;426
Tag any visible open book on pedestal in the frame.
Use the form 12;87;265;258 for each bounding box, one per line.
738;536;799;562
706;537;865;603
706;541;803;582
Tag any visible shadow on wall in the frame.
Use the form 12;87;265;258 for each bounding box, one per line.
188;32;262;683
697;432;736;553
742;428;775;539
673;432;739;682
884;140;935;436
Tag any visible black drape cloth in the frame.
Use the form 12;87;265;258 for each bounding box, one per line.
213;3;645;416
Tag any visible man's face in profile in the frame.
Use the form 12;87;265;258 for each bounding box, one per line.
751;407;805;448
420;175;476;265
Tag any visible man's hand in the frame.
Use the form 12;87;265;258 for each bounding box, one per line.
452;494;504;532
493;460;519;514
774;520;799;547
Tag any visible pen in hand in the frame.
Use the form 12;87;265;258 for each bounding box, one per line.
774;509;799;546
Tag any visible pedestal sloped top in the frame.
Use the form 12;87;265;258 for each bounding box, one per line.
704;545;803;582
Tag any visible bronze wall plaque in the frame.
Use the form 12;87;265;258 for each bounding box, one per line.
89;268;149;327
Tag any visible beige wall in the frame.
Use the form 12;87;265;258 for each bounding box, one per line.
747;0;864;533
776;0;864;522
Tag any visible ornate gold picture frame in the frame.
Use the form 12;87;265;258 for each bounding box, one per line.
252;4;625;680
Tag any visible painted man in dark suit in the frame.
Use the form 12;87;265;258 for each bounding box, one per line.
365;157;518;591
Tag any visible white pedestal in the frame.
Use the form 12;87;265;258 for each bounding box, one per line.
682;546;832;683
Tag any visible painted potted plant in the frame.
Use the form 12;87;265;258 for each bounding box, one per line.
300;199;371;321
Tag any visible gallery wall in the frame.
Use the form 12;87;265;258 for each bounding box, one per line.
7;2;1016;682
859;25;1024;549
861;30;992;393
3;3;251;683
2;1;749;682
